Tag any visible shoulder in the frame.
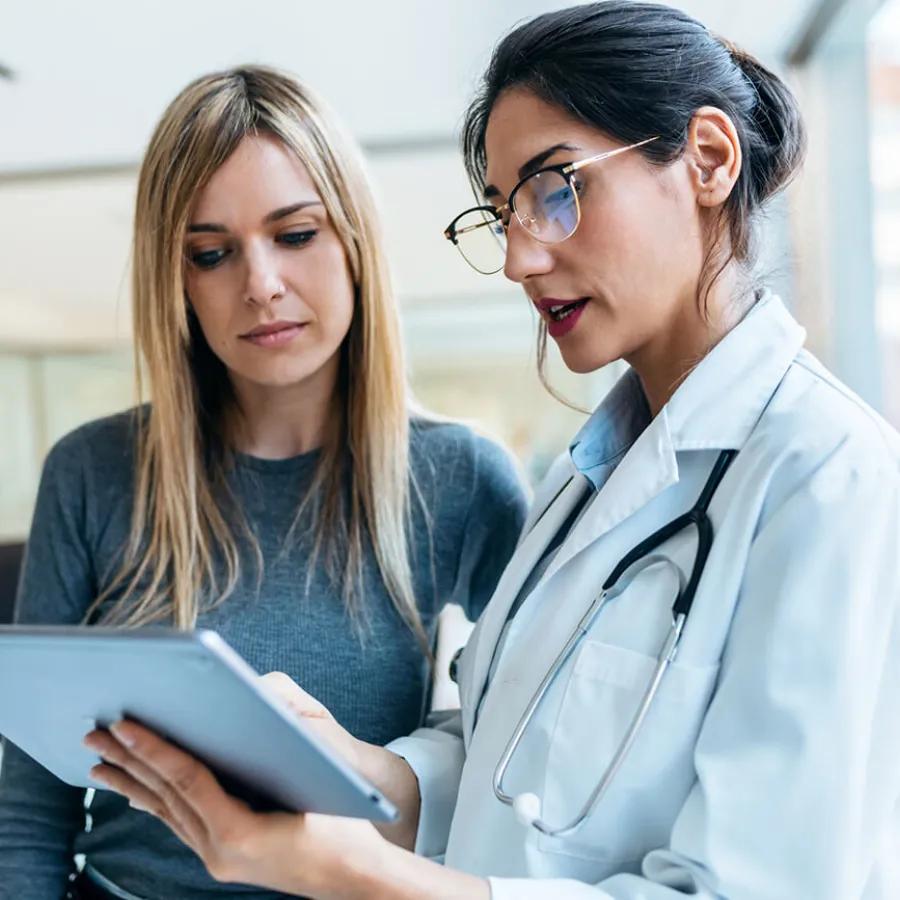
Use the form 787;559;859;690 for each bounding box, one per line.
409;417;475;463
409;416;530;525
761;350;899;468
750;352;900;514
45;406;145;479
39;408;146;516
410;416;527;490
26;409;145;575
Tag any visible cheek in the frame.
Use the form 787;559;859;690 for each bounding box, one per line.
184;281;239;351
572;181;702;294
623;171;705;275
324;262;356;331
289;243;356;334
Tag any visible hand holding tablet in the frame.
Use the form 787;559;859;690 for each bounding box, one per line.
0;626;399;822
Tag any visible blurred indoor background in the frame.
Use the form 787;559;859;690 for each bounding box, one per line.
1;0;899;629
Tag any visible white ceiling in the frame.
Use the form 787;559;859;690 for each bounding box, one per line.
1;0;819;174
0;0;821;349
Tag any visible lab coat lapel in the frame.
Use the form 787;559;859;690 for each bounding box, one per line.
544;408;679;582
467;411;677;746
460;465;589;741
461;386;679;743
543;293;805;584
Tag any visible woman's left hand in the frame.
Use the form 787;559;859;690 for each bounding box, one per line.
83;721;384;899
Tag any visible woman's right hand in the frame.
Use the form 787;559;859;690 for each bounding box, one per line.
259;672;422;850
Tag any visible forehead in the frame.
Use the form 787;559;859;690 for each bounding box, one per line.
191;133;321;218
483;89;617;193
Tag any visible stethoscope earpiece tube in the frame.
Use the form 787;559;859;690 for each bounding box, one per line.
674;450;738;618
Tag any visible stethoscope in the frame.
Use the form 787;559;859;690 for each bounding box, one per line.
490;448;738;837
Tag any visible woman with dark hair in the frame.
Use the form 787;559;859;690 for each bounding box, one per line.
83;4;900;898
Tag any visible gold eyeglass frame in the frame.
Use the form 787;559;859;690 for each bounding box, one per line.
444;136;659;274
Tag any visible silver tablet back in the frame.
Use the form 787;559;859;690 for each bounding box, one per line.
0;626;398;822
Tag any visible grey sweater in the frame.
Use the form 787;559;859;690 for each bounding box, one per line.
0;411;529;900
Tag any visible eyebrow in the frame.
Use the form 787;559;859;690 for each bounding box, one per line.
482;143;581;200
187;200;323;233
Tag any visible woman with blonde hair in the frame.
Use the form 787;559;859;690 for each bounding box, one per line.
0;66;528;900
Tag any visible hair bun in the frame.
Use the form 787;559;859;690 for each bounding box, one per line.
715;35;807;202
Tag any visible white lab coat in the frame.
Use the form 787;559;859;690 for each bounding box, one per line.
389;295;900;899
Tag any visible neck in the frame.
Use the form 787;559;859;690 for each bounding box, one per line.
226;356;341;459
628;268;753;417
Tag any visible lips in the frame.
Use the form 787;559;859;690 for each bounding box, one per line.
241;321;301;338
240;320;307;348
538;299;588;322
535;297;589;339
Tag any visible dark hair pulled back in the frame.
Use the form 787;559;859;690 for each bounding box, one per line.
462;1;807;273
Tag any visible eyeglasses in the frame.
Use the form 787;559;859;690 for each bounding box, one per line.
443;137;658;275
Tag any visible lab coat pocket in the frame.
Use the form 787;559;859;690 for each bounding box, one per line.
538;640;719;863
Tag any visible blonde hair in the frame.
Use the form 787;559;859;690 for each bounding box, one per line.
89;66;427;651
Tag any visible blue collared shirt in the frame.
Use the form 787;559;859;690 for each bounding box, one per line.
569;367;651;490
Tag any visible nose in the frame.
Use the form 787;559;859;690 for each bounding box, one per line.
503;216;555;284
244;242;285;306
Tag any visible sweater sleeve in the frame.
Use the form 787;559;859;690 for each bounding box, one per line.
0;432;99;900
451;434;529;622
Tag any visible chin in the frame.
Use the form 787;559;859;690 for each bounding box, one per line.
236;362;323;391
558;345;616;375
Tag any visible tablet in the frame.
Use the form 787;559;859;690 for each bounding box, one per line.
0;626;398;822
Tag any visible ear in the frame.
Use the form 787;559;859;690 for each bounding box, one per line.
684;107;742;208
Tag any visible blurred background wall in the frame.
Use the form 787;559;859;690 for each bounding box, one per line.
1;0;898;567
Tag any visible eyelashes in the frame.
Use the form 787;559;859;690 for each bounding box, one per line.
190;248;227;270
277;229;317;248
188;229;319;271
